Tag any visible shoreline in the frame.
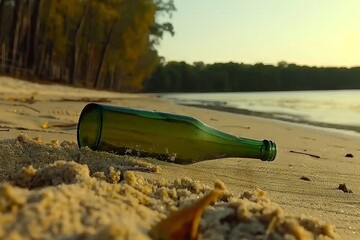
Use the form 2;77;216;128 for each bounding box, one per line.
180;103;360;137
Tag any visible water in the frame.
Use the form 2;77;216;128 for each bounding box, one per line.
161;90;360;135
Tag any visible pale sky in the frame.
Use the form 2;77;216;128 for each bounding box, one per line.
157;0;360;67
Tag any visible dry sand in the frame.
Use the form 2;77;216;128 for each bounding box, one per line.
0;76;359;239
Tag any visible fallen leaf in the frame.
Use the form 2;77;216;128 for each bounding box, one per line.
41;121;49;129
150;189;222;240
300;176;311;181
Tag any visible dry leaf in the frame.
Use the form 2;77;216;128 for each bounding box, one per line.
41;121;49;129
150;189;221;240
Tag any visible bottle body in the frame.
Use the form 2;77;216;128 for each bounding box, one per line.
77;103;277;164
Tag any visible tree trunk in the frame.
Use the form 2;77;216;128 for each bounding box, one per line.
1;42;5;69
110;66;116;89
114;66;121;91
8;0;22;74
94;40;110;88
93;21;116;88
83;43;92;85
35;1;51;76
28;0;43;71
0;0;5;44
24;0;32;71
0;0;5;70
17;0;30;72
69;1;90;85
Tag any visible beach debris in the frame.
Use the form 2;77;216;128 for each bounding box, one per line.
300;176;311;181
345;153;354;158
338;183;353;193
14;126;28;130
54;97;111;102
77;103;276;163
289;150;320;159
149;189;222;240
41;121;49;129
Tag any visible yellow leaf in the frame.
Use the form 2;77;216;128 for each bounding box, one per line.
41;121;49;129
150;189;222;240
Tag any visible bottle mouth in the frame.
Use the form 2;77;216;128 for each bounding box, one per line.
261;140;277;161
77;103;103;150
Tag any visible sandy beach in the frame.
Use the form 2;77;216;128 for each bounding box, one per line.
1;76;359;239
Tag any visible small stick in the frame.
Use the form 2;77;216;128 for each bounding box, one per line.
54;97;111;103
289;150;320;159
0;129;9;132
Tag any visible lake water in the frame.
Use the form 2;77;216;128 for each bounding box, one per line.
161;90;360;135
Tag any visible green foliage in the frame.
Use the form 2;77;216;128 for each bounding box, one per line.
0;0;176;92
144;61;360;92
150;0;175;46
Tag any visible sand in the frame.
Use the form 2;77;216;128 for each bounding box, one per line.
0;76;359;239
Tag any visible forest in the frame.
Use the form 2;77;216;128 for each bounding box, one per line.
1;0;360;93
0;0;175;91
144;61;360;92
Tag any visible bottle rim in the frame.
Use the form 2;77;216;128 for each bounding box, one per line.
77;103;103;149
261;140;277;161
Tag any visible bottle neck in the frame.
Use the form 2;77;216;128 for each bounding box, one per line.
224;138;277;161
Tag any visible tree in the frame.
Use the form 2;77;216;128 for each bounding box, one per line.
0;0;176;92
28;0;44;71
7;0;22;73
0;0;5;43
150;0;175;49
69;0;90;85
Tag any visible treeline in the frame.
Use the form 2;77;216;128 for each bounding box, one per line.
144;61;360;92
0;0;175;91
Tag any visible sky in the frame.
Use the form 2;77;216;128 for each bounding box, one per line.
156;0;360;67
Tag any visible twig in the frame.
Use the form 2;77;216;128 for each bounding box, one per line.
53;97;111;103
0;125;75;135
289;150;320;159
0;129;9;132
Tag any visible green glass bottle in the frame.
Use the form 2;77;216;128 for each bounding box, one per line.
77;103;277;164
